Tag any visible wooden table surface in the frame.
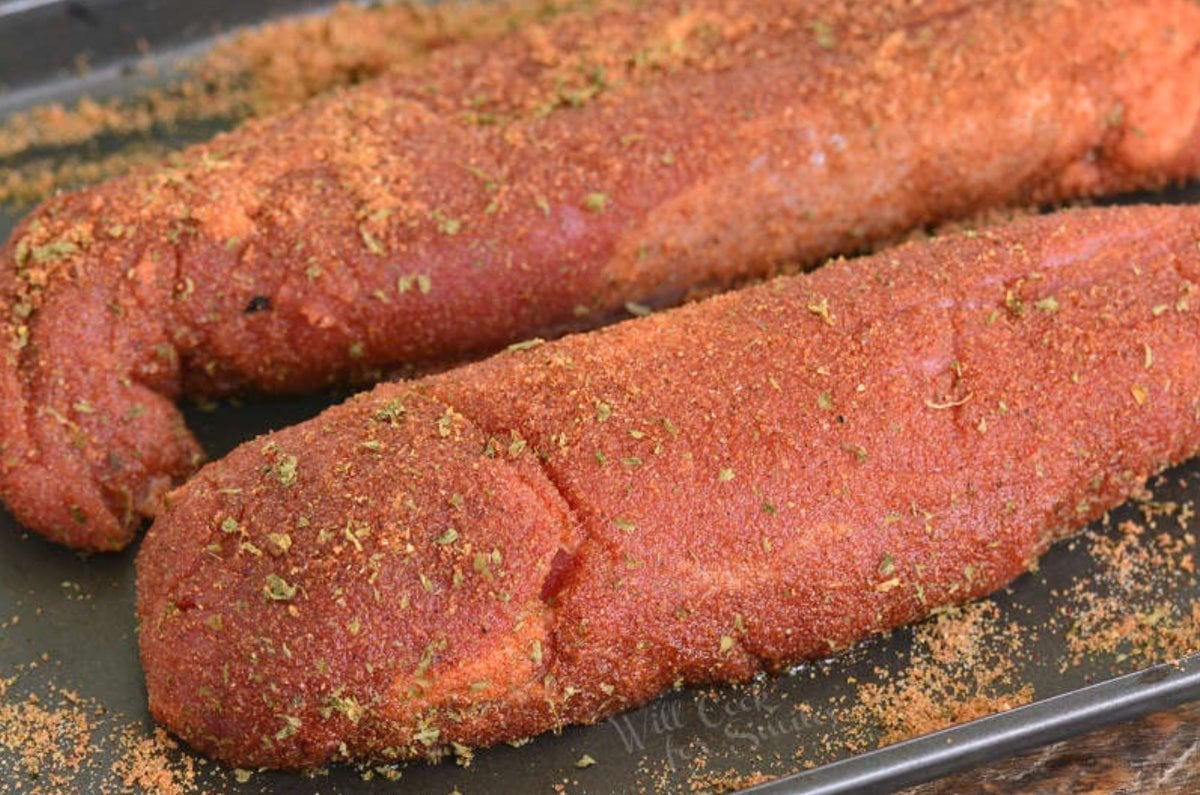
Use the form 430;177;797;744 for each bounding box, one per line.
904;702;1200;795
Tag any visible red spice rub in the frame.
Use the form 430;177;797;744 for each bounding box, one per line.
137;204;1200;768
6;0;1200;551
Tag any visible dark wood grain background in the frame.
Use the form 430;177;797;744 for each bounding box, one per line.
905;703;1200;794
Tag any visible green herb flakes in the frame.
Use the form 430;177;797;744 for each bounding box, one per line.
31;241;79;264
807;297;834;325
844;443;868;462
583;193;609;212
1004;290;1026;317
1035;296;1060;313
414;724;441;747
397;273;432;294
268;533;293;554
275;715;302;741
811;19;836;49
264;574;297;602
507;338;545;352
473;552;494;581
508;433;527;457
322;694;364;724
275;455;298;486
359;226;385;255
432;209;462;236
373;398;407;425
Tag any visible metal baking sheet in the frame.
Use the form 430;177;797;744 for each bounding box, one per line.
1;2;1198;793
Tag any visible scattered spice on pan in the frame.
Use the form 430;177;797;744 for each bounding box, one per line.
830;601;1035;750
1059;486;1200;668
0;678;95;794
0;0;596;206
110;728;198;795
0;672;201;795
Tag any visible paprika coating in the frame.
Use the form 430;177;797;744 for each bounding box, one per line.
138;204;1200;769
